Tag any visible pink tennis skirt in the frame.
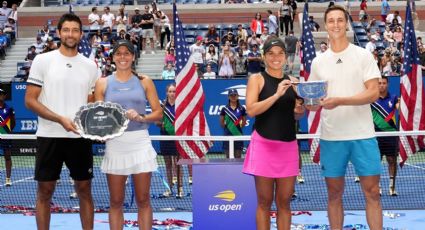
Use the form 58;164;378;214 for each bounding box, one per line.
242;131;299;178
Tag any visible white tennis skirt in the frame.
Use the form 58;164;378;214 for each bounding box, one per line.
101;129;158;175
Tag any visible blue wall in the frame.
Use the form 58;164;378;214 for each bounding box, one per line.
8;76;418;134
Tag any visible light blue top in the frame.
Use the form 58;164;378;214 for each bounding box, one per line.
105;74;148;131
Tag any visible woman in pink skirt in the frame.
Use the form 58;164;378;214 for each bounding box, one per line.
243;37;305;230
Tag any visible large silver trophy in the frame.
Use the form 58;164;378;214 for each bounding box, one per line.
296;80;328;106
74;101;129;141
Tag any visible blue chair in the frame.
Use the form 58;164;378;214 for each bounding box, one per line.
357;35;369;42
354;28;367;36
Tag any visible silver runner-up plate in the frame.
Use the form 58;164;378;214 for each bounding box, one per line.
296;80;328;106
74;101;129;141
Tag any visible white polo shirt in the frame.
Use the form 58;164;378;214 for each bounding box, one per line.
27;50;98;138
309;43;381;141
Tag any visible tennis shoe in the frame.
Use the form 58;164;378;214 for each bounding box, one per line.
354;176;360;183
163;189;173;197
297;175;305;184
389;187;398;196
5;178;11;187
69;192;78;199
189;176;192;185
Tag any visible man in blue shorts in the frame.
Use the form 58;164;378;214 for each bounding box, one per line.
371;76;399;196
25;13;98;230
0;88;15;187
307;6;382;230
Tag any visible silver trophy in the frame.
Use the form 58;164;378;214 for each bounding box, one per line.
296;80;328;106
74;101;129;141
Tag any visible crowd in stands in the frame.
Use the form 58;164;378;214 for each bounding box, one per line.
3;0;424;82
0;1;17;63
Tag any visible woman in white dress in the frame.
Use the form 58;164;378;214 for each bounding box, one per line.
94;40;162;230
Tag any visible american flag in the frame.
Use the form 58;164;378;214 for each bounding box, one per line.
399;3;425;166
78;37;93;58
300;3;321;163
173;3;212;159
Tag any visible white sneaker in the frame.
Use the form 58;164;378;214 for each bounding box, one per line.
354;176;360;183
163;189;173;197
172;176;177;185
176;187;184;199
5;178;11;187
69;192;78;199
389;187;398;196
56;180;61;185
297;175;305;184
69;179;74;185
189;176;192;185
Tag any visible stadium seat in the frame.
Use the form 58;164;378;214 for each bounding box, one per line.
198;24;210;31
351;21;363;29
354;28;367;36
357;35;369;42
184;30;197;38
186;24;199;31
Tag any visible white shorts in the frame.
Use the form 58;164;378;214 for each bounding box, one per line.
142;29;154;39
101;129;158;175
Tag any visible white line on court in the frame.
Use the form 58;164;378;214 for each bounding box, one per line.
0;176;34;187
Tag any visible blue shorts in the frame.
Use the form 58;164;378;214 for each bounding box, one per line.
320;138;381;177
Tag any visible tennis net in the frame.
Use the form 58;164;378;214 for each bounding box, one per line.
0;131;424;213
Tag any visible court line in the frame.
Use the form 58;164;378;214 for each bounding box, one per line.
0;176;34;187
404;163;425;171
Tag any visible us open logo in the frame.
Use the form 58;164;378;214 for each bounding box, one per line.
208;190;243;213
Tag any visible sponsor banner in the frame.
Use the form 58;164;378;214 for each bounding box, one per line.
192;160;256;230
9;78;407;133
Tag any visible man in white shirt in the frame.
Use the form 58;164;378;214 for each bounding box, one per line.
386;10;402;25
101;6;115;30
25;13;98;230
307;5;382;230
365;35;377;53
88;7;101;31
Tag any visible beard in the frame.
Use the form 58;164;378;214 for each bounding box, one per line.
61;38;79;49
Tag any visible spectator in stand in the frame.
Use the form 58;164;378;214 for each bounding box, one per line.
88;7;101;31
236;40;249;57
367;18;379;34
9;3;16;22
0;1;11;29
284;30;298;74
101;6;115;31
141;4;155;54
165;36;175;51
386;10;402;25
380;49;392;76
203;64;216;79
190;36;206;72
317;41;328;56
32;36;45;54
218;43;235;78
236;24;248;43
164;47;176;66
131;7;143;28
309;16;320;32
279;0;292;36
360;14;369;29
380;0;390;23
388;18;400;32
289;0;297;31
3;16;15;41
39;25;51;43
365;35;377;53
247;44;262;76
115;8;128;36
0;29;6;59
391;56;402;75
25;45;37;62
205;44;218;73
392;26;403;50
234;49;247;77
42;36;57;53
91;30;102;46
267;10;278;36
222;30;237;47
259;27;270;48
250;12;264;38
159;11;171;50
152;9;162;48
383;26;394;48
247;33;262;50
162;63;175;80
359;0;367;20
204;24;220;48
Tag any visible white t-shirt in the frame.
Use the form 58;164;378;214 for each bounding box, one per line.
27;50;98;138
309;43;381;141
88;13;101;30
101;13;115;29
189;43;205;64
